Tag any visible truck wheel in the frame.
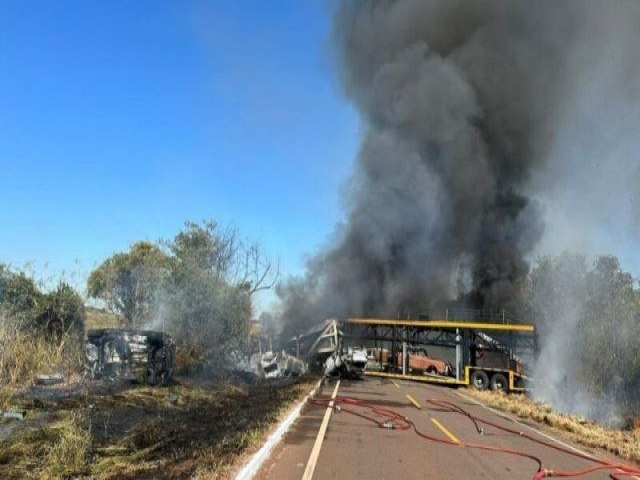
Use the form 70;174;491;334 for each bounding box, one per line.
470;370;489;390
490;373;508;392
426;366;437;375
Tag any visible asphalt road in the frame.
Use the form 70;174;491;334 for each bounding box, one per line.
256;377;633;480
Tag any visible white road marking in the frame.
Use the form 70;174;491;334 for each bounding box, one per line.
456;390;640;480
456;390;590;455
234;379;322;480
301;380;341;480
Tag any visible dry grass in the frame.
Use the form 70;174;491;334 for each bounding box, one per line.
190;379;317;479
0;321;83;386
88;378;317;479
0;411;91;479
466;389;640;463
0;377;317;479
42;412;92;478
0;386;13;409
1;307;316;478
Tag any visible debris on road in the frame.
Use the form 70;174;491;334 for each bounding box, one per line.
323;346;367;378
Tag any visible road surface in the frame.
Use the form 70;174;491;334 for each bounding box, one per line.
256;377;632;479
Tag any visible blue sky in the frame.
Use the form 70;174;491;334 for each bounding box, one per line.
2;1;637;313
0;1;358;302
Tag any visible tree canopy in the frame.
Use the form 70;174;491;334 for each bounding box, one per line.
163;221;273;370
0;264;85;337
87;241;171;327
85;220;277;371
0;264;43;323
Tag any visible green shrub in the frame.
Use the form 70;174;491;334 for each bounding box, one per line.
35;282;85;338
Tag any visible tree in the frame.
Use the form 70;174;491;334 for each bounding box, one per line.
87;242;171;327
169;221;278;294
163;221;276;370
0;264;44;326
85;221;277;370
577;256;640;407
0;265;85;338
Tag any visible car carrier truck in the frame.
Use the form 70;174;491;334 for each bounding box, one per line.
344;313;536;393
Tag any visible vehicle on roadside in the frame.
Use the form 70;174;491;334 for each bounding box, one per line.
85;329;175;385
259;350;307;379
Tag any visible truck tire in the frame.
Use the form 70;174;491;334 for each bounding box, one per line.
490;373;508;392
470;370;489;390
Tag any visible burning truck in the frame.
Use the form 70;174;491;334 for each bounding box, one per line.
289;319;368;378
85;329;175;385
252;319;368;380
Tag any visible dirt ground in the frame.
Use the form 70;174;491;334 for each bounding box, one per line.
0;375;317;479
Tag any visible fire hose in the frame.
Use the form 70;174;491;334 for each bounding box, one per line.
309;394;640;479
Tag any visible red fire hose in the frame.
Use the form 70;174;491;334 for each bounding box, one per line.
309;392;640;479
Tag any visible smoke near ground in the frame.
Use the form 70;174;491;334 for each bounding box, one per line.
525;255;640;425
277;2;640;421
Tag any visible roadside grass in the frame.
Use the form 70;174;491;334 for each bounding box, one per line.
43;412;92;478
0;411;91;479
0;377;317;479
1;308;315;478
0;386;13;409
90;378;317;479
0;306;118;388
0;321;83;387
466;389;640;463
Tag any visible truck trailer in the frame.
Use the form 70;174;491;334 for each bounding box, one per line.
344;315;536;393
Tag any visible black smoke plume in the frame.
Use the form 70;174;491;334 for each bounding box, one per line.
277;0;640;337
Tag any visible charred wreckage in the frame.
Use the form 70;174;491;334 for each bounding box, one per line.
83;314;524;388
85;329;175;385
244;319;367;381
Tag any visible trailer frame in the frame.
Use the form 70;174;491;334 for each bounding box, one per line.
344;317;535;393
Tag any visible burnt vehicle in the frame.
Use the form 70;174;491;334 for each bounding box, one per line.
395;346;453;376
85;329;175;385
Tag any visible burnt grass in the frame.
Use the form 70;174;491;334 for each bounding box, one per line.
0;376;316;479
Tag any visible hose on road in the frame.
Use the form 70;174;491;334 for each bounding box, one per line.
309;393;640;480
427;399;640;480
310;395;542;475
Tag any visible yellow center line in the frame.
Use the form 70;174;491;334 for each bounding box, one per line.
405;393;422;409
430;417;460;444
391;379;400;388
397;385;460;445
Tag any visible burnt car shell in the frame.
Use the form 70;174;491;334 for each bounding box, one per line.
85;329;175;385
